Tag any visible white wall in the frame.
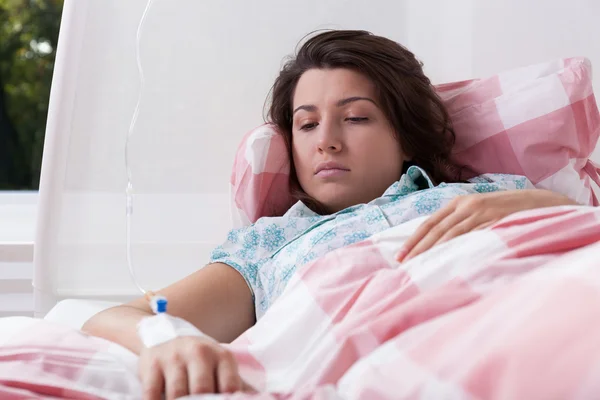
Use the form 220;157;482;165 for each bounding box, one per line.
405;0;600;89
405;0;476;83
472;0;600;90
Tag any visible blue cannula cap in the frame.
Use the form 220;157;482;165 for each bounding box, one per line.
155;298;167;313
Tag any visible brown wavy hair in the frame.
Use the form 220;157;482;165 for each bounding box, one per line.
267;30;459;213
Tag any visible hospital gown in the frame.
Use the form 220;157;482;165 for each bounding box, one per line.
210;166;532;319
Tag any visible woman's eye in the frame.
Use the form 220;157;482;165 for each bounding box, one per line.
346;117;369;123
300;122;317;131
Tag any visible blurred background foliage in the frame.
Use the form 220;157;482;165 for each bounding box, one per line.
0;0;63;190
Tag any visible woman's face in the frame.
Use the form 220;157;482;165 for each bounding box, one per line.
292;68;407;213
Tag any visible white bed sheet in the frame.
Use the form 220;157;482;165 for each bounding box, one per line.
43;299;121;330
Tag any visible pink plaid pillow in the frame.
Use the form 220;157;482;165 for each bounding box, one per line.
230;124;295;227
230;57;600;227
440;57;600;205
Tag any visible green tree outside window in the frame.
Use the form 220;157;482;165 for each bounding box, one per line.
0;0;63;190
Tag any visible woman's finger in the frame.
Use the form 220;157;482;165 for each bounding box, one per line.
187;349;217;394
473;221;494;231
433;216;482;247
140;357;164;400
216;350;243;393
163;357;189;400
396;200;457;261
402;210;469;262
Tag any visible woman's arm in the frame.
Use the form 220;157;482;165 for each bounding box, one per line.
396;189;578;262
82;262;255;354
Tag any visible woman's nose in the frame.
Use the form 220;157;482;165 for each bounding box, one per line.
317;123;343;153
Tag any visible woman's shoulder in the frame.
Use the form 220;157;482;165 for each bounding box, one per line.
218;201;328;254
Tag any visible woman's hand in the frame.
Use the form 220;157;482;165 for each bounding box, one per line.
139;336;255;400
396;189;577;263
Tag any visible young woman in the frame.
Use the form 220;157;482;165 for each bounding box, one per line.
82;30;576;399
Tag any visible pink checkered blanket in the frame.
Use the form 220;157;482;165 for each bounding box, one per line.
3;205;600;399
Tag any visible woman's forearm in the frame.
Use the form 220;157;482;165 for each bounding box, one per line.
82;304;152;354
81;263;255;354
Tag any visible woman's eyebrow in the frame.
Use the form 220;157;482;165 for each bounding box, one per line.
336;96;377;107
293;104;317;115
293;96;376;115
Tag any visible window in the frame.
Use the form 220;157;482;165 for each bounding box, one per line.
0;0;63;190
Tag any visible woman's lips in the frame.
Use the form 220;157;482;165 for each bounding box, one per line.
316;168;350;178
